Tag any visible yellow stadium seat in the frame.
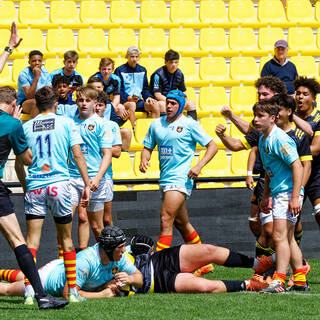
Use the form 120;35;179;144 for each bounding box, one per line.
131;119;155;151
12;58;29;82
258;27;285;55
114;185;129;191
132;184;159;191
230;86;256;116
257;0;289;27
316;1;320;24
49;1;81;28
230;57;259;85
199;28;234;57
199;57;239;86
178;57;202;87
113;57;127;70
0;64;14;87
229;28;262;56
108;28;137;56
199;0;232;28
78;29;108;58
287;0;317;27
0;29;19;59
185;87;197;105
199;117;228;149
139;57;163;81
259;56;272;74
109;0;139;28
140;0;171;28
16;29;47;58
44;58;63;73
231;150;250;176
228;0;260;27
80;1;111;28
315;28;320;52
288;27;320;56
76;58;100;83
18;0;50;28
197;182;226;189
230;182;247;188
139;28;168;57
199;87;228;117
46;29;76;58
168;28;200;57
112;152;136;180
0;1;17;28
170;0;200;27
289;56;318;78
199;150;232;177
133;151;160;179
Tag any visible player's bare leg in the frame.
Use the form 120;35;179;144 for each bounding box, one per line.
0;214;26;249
21;99;39;119
103;202;113;226
124;101;136;129
87;209;104;241
174;201;198;239
145;101;160;118
26;219;44;251
120;128;132;151
184;100;197;120
0;280;25;296
78;206;90;249
249;203;261;237
313;198;320;229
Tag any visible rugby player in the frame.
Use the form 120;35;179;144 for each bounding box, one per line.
15;86;91;303
139;90;217;255
254;101;307;293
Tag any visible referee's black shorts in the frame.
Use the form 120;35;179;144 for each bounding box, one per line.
251;177;265;205
0;180;15;217
152;245;181;293
305;171;320;204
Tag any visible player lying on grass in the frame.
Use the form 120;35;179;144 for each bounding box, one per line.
0;229;276;298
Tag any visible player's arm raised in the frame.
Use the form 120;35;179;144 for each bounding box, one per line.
220;105;252;134
292;114;313;138
215;124;246;151
140;147;152;173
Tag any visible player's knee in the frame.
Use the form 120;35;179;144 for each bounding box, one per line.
248;220;261;237
160;212;175;227
122;128;132;140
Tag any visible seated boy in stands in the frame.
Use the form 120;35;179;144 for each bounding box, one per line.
150;49;197;120
18;50;51;118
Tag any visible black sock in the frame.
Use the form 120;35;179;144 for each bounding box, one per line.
160;112;166;117
255;240;272;257
224;251;254;268
14;244;46;298
187;110;197;120
222;280;246;292
294;230;303;246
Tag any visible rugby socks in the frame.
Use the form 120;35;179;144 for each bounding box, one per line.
187;110;197;121
272;271;286;286
57;238;64;259
183;230;201;245
224;251;254;268
293;268;307;286
24;248;37;288
294;230;303;246
222;280;246;292
14;244;46;298
63;251;77;290
156;235;172;252
79;247;87;251
0;269;21;282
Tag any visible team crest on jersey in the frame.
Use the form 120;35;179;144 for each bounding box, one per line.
177;126;183;133
88;124;95;131
280;144;291;156
112;267;118;274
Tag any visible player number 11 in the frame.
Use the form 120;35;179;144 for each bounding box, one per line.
36;134;51;158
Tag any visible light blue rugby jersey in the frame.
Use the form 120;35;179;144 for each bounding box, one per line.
259;125;299;196
45;243;136;296
68;113;112;178
143;115;212;189
56;103;78;119
23;113;83;191
102;118;122;180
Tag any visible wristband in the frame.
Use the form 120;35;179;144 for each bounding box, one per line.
4;46;13;55
247;170;253;176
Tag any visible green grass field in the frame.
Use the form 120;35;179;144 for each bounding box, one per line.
1;260;320;320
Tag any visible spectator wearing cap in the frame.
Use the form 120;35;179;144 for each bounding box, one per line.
114;46;160;128
261;40;298;95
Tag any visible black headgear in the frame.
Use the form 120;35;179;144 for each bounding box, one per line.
99;226;126;261
130;235;154;256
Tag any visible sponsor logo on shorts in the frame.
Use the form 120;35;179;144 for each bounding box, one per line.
33;119;55;132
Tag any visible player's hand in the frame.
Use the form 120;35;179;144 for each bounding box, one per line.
90;176;100;192
12;104;22;120
8;22;22;49
114;272;130;286
101;287;117;298
220;105;233;118
246;175;255;190
33;66;41;78
146;97;156;105
139;159;150;173
289;196;301;217
260;196;271;214
215;124;227;137
80;186;90;208
188;165;201;179
132;95;139;103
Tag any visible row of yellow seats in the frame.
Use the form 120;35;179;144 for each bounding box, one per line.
126;117;251;151
1;0;320;29
2;54;318;90
3;26;320;60
113;149;251;180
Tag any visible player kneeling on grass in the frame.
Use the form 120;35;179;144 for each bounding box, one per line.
254;101;309;293
0;226;142;299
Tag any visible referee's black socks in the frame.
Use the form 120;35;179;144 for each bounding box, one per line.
222;280;246;292
223;251;254;268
